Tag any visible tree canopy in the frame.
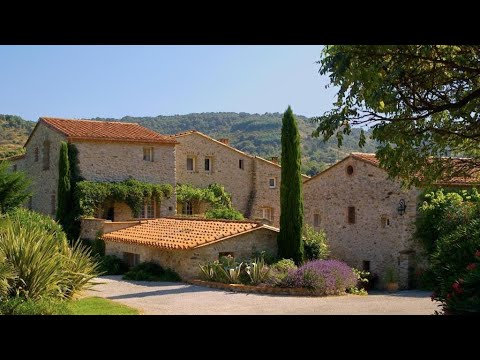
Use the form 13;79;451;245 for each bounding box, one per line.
0;161;31;213
278;106;304;264
313;45;480;187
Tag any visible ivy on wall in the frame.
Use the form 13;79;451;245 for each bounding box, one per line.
176;183;232;209
75;179;173;218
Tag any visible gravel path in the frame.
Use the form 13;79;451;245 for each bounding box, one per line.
84;276;440;315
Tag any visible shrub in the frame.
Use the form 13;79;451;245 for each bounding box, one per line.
0;160;31;213
251;250;277;265
430;220;480;314
199;260;227;283
282;260;357;295
123;262;181;282
0;210;99;300
347;268;370;295
205;208;244;220
245;258;271;285
303;225;329;261
99;255;129;275
0;296;72;315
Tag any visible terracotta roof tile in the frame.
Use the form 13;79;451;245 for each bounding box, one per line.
102;217;277;250
40;117;176;144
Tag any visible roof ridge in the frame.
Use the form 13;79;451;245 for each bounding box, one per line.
40;117;139;126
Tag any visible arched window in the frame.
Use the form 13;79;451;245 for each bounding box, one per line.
346;165;354;175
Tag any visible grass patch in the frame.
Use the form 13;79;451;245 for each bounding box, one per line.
70;297;139;315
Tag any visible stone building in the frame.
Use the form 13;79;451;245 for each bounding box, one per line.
173;130;309;227
101;217;279;279
9;117;178;220
303;152;479;289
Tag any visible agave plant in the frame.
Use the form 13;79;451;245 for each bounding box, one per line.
245;258;271;285
199;261;224;282
219;262;243;284
0;210;99;300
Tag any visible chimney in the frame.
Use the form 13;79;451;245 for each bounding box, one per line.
218;138;229;145
270;156;279;164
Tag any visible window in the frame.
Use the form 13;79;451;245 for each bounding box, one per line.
262;207;273;221
43;140;51;170
51;194;56;215
143;147;154;162
123;252;140;268
219;252;234;259
12;164;17;172
205;157;212;172
269;178;276;188
182;201;193;215
381;216;390;228
362;261;370;272
239;159;244;170
140;198;155;218
347;206;356;224
314;213;321;227
346;165;354;175
187;157;195;171
34;147;39;162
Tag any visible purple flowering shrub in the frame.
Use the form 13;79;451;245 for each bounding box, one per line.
281;260;357;295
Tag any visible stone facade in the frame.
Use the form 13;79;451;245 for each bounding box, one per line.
104;227;278;279
75;140;176;217
12;122;67;216
175;132;254;214
9;120;176;219
303;155;420;289
174;132;308;228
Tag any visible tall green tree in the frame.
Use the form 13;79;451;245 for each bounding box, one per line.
313;45;480;187
0;161;31;213
56;142;71;221
278;106;304;264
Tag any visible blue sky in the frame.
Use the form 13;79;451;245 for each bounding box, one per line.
0;45;336;121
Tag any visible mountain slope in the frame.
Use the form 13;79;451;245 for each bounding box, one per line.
94;112;376;175
1;112;376;176
0;115;36;159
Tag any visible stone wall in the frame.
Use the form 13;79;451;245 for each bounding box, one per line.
20;122;67;216
104;227;278;279
74;140;177;216
303;156;420;289
250;158;281;227
175;133;254;214
80;218;141;240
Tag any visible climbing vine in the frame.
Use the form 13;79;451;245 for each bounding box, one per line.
176;183;232;209
75;179;173;218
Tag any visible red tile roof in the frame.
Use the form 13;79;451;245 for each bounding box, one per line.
102;217;278;250
350;152;380;167
40;117;177;144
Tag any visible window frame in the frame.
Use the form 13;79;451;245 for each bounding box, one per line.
43;140;51;171
269;177;276;188
313;213;321;227
182;201;193;215
143;147;154;162
239;159;244;170
187;157;195;172
140;198;156;219
262;207;273;221
204;157;212;173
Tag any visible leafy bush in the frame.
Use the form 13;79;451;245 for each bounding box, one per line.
303;225;329;261
347;268;370;295
0;210;99;300
205;208;244;220
281;260;357;295
251;250;277;265
0;297;72;315
430;220;480;314
267;258;297;286
416;188;480;254
123;262;181;282
99;255;129;275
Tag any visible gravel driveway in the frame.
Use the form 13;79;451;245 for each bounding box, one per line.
84;275;440;315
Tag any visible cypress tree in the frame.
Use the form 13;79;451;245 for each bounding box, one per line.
56;141;71;222
277;106;304;264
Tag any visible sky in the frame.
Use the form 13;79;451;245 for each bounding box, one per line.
0;45;337;121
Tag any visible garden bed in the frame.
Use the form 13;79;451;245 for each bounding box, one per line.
188;279;346;297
